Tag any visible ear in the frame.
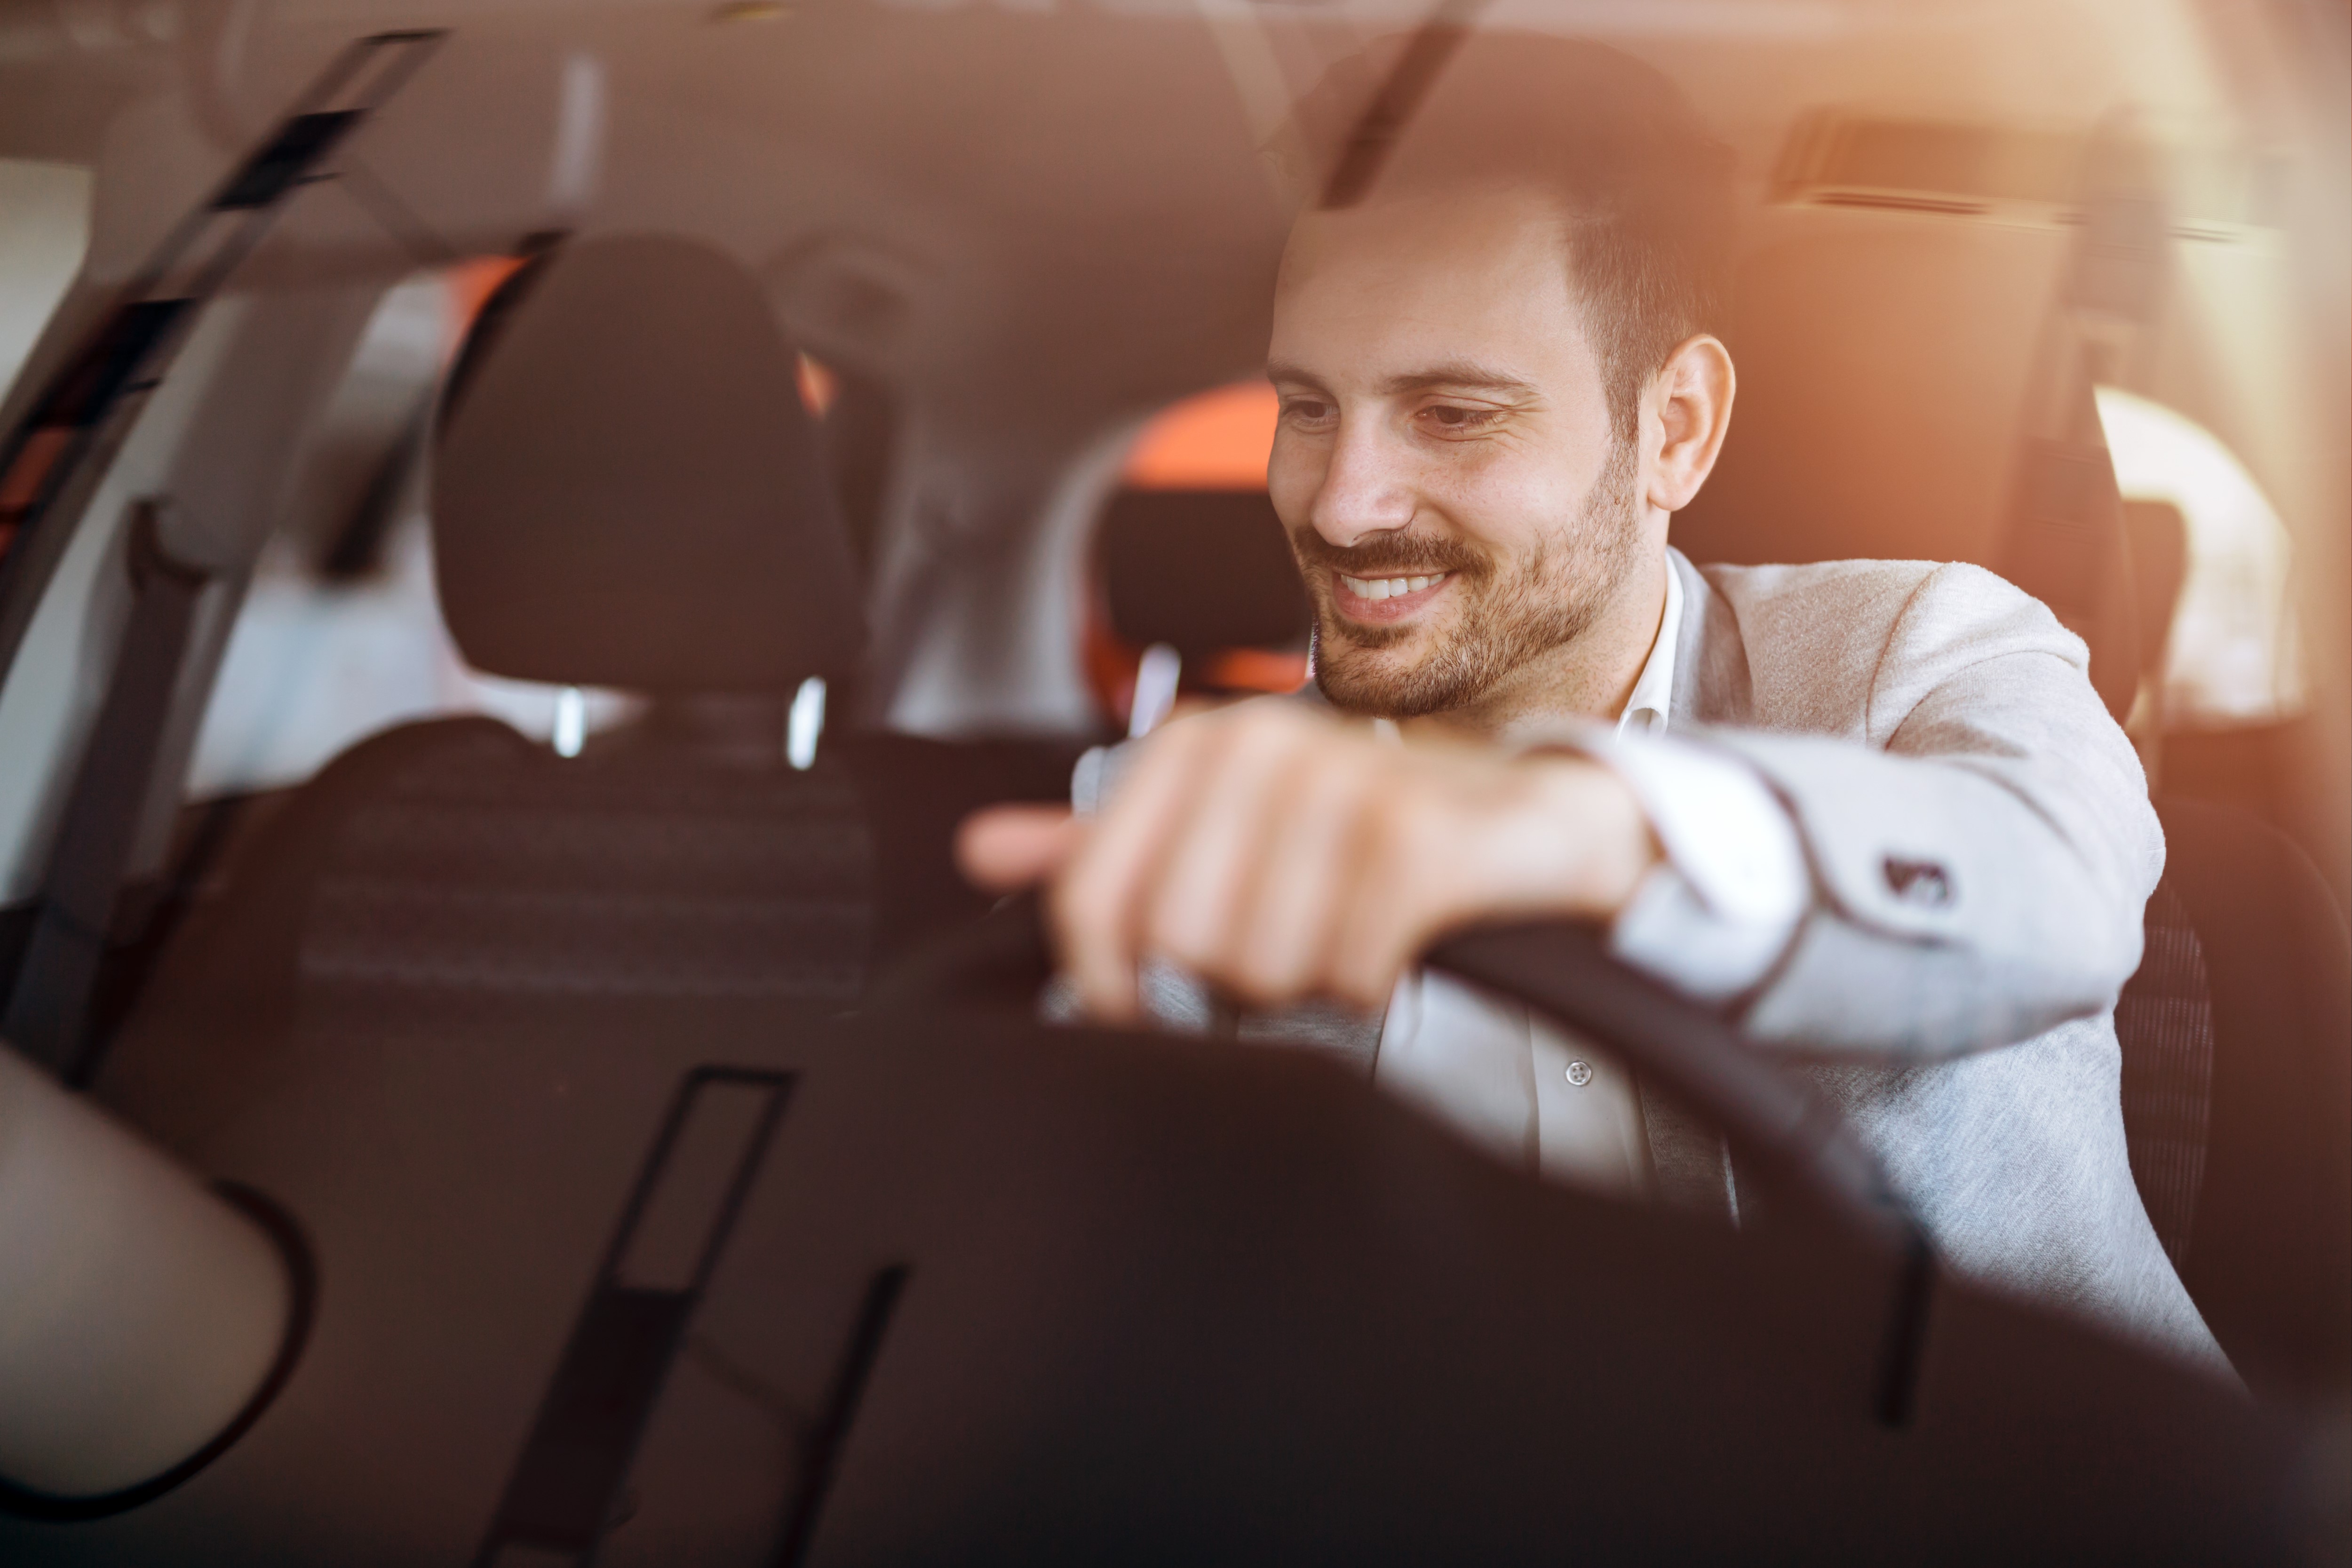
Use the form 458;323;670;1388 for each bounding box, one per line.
1641;334;1735;514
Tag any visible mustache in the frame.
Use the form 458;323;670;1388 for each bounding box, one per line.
1287;527;1487;579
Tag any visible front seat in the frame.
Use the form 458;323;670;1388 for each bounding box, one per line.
104;234;877;1077
2134;799;2352;1404
1676;210;2350;1403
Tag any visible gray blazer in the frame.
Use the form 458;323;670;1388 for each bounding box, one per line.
1078;548;2228;1376
1661;549;2224;1375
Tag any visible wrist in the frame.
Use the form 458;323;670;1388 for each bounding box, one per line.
1501;755;1662;920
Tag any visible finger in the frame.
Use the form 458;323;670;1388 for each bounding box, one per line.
1220;744;1377;1005
1052;718;1219;1022
1142;709;1314;989
955;804;1083;892
1326;785;1449;1010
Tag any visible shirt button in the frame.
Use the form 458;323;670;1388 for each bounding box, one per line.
1565;1060;1594;1087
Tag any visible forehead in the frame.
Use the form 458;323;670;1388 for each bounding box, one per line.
1269;182;1597;390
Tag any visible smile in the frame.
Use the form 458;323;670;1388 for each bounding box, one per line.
1335;570;1451;621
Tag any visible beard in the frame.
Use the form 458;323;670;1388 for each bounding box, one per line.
1299;439;1644;719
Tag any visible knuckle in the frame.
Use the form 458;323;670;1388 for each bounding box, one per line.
1225;942;1302;1007
1053;865;1119;945
1154;919;1223;984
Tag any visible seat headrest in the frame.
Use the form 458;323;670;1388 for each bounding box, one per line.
1673;221;2140;718
1674;223;2062;569
432;234;864;694
1101;488;1310;662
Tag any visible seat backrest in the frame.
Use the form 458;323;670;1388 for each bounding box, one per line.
2131;797;2352;1404
1673;217;2142;719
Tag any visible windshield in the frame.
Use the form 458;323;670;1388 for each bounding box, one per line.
0;1;2344;1556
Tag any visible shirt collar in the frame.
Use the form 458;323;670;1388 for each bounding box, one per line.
1616;556;1682;740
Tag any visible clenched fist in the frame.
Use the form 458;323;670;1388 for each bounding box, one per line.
957;701;1660;1022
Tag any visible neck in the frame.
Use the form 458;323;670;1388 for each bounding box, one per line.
1401;547;1671;748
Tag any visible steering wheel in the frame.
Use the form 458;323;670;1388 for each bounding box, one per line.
872;891;1936;1423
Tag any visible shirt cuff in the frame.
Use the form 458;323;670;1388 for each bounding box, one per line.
1534;727;1813;1004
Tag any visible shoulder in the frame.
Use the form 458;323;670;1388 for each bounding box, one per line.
1700;556;2039;635
1692;557;2086;735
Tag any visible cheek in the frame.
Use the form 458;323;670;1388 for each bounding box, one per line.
1421;444;1575;565
1265;432;1321;530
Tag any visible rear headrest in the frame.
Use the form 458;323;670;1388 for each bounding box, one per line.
432;234;863;694
1101;489;1310;662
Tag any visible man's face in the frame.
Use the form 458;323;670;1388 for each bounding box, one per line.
1267;181;1645;720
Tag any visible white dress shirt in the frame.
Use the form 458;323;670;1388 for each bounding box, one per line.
1372;560;1810;1196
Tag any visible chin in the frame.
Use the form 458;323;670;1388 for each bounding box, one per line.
1313;648;1436;718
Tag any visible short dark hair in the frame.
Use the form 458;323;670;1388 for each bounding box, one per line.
1278;37;1736;440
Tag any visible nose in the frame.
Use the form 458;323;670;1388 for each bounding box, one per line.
1306;414;1415;549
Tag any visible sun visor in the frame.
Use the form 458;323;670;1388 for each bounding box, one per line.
431;234;862;694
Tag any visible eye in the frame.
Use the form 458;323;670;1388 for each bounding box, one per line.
1419;404;1499;436
1281;397;1337;431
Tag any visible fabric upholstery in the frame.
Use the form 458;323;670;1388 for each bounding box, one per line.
2115;882;2215;1272
297;723;869;1003
2157;797;2352;1402
125;720;872;1030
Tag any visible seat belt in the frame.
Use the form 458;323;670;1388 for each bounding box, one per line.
1996;132;2173;724
3;503;211;1080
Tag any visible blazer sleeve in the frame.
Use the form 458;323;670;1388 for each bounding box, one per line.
1700;562;2161;1060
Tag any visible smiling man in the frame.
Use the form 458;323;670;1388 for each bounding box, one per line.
962;41;2226;1373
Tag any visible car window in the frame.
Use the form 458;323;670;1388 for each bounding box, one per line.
0;158;88;413
2095;385;2304;730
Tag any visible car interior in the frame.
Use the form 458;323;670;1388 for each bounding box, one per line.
0;0;2344;1561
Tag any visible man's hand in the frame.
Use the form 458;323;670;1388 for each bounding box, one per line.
957;702;1660;1022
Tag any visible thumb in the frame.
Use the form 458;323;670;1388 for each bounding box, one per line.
955;804;1084;893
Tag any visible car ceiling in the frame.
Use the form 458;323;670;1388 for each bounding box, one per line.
0;0;2289;445
0;0;2338;748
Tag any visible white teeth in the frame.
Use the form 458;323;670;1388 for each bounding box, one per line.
1342;572;1446;601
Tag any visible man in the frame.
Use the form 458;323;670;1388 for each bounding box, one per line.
962;41;2225;1373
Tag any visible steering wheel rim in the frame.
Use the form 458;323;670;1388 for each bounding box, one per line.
871;892;1939;1424
871;893;1923;1259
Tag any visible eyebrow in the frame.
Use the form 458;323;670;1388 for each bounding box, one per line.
1263;360;1539;400
1263;361;1330;393
1379;362;1539;399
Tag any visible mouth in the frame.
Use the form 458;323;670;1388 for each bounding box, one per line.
1332;569;1453;624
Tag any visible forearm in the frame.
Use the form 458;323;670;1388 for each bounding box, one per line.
1701;727;2153;1057
1553;692;2155;1061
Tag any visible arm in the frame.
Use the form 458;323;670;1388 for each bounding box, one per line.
959;569;2156;1057
1686;564;2159;1057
